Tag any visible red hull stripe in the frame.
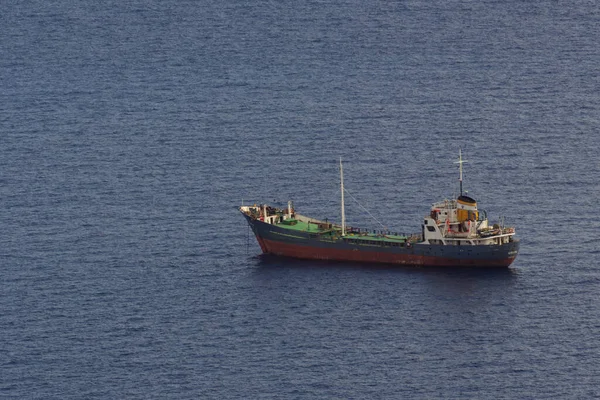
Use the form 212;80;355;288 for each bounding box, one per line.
256;235;268;253
261;238;515;268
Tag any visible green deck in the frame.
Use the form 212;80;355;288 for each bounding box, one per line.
275;219;408;242
278;219;320;232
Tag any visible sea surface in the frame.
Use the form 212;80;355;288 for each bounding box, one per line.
2;0;599;398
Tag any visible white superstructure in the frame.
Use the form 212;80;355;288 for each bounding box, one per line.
420;150;516;246
421;195;515;246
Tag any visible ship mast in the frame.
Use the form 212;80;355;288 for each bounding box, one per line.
340;157;346;236
455;149;468;195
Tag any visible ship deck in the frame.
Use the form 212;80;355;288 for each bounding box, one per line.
276;220;321;232
275;219;409;243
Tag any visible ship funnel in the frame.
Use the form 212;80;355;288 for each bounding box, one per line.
457;195;478;222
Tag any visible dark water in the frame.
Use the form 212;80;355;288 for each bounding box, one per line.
2;0;599;398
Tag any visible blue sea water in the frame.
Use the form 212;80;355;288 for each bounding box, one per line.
1;0;600;398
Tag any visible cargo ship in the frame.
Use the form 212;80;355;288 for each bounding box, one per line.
240;152;519;267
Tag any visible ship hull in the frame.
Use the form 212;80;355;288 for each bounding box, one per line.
244;214;519;268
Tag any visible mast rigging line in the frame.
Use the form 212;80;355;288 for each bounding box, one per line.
342;187;387;230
